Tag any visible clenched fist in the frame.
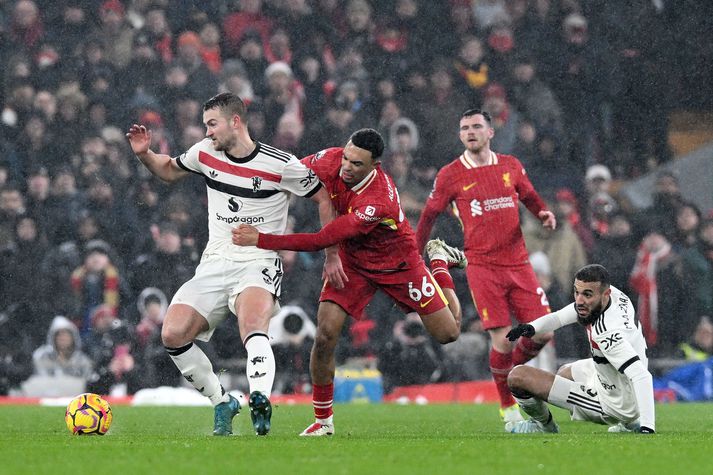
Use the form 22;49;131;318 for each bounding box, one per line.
232;224;259;246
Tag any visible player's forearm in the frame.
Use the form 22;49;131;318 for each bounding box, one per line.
258;216;359;252
623;361;656;431
530;304;578;333
316;191;339;256
135;150;182;182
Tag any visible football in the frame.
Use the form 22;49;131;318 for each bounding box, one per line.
65;393;113;435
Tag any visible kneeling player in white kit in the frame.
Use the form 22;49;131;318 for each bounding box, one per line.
504;264;656;434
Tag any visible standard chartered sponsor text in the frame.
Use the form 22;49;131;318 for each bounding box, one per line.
483;196;515;211
216;213;266;224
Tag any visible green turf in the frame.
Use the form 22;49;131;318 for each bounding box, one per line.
1;402;711;475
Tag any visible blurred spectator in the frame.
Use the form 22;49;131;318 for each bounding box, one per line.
508;53;563;138
24;166;51;223
482;82;521;155
85;304;140;395
452;35;491;105
671;202;702;252
417;61;468;168
32;315;93;379
141;7;173;64
84;173;141;255
222;0;273;59
263;61;304;139
676;316;713;362
633;170;685;238
133;288;181;389
95;0;135;69
554;188;595;255
198;22;222;74
170;31;219;101
629;231;685;356
523;201;587;297
8;0;45;53
442;317;490;381
542;13;607;166
377;313;445;393
0;305;34;395
129;222;197;304
44;166;86;243
592;212;638;297
341;0;374;51
680;219;713;322
69;239;125;336
235;31;270;97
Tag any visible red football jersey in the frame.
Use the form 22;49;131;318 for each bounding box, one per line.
416;152;547;267
260;147;423;273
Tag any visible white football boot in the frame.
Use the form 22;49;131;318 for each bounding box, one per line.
426;238;467;269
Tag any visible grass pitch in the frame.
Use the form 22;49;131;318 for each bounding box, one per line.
1;402;711;475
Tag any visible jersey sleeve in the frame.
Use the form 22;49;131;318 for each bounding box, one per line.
301;148;340;184
415;169;454;251
280;156;322;197
594;313;656;431
530;303;579;333
513;159;547;217
174;140;204;175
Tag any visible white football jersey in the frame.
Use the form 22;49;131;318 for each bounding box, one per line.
176;139;321;261
532;286;649;421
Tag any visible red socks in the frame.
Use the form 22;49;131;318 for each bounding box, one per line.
490;348;516;408
512;337;546;366
430;259;455;290
312;383;334;420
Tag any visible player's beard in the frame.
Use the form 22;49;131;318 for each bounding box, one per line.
212;134;236;152
576;301;604;326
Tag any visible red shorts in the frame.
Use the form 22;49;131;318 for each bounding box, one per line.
465;262;551;330
320;259;448;319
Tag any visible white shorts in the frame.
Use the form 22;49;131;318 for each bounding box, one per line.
170;255;283;341
547;359;619;425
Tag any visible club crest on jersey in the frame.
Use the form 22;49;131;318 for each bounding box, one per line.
252;176;263;193
228;197;243;212
312;150;326;163
502;172;511;187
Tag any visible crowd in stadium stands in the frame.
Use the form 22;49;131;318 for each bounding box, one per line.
1;0;712;396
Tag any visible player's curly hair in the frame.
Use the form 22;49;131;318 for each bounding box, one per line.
203;92;246;118
575;264;610;288
350;128;385;160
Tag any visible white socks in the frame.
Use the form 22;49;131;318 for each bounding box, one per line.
514;395;553;426
166;342;229;406
244;332;275;398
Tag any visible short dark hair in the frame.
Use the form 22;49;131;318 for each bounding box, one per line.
203;92;246;118
575;264;610;288
349;128;385;160
461;108;492;125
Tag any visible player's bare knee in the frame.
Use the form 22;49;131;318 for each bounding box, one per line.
313;331;339;355
161;324;190;348
507;365;529;390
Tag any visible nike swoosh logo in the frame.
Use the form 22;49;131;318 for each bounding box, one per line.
330;193;338;199
462;183;476;191
420;297;435;308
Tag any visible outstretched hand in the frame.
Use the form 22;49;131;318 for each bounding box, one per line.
126;124;152;156
506;324;536;341
539;210;557;230
232;224;259;246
